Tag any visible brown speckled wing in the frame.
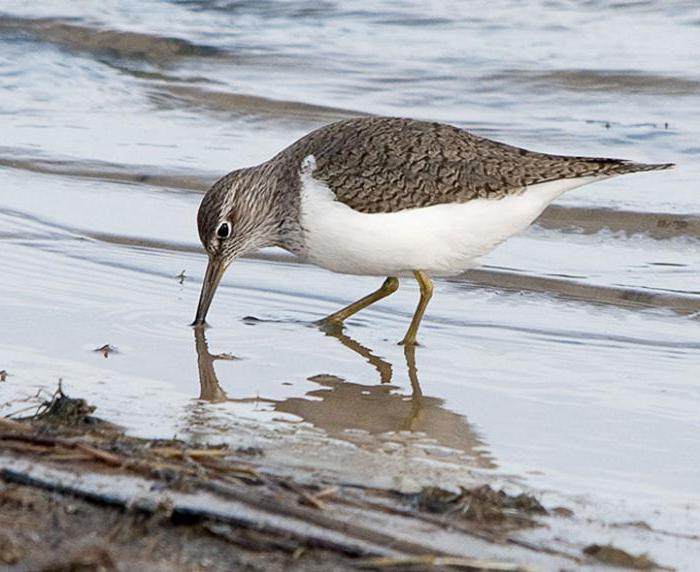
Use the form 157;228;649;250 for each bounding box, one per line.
280;117;671;214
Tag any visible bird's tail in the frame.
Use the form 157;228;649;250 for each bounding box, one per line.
542;154;675;182
602;160;675;176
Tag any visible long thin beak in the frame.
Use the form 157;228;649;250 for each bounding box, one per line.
192;257;226;326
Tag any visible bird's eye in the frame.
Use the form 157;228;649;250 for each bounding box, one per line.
216;222;231;239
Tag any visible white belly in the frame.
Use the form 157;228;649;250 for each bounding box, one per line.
299;159;602;277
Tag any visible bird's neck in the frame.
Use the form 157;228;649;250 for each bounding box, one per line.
261;159;307;258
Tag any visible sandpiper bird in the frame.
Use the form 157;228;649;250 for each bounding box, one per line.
193;117;672;345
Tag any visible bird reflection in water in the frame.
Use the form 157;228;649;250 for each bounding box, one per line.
193;327;494;467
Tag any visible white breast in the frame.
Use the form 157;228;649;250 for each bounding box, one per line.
298;156;604;277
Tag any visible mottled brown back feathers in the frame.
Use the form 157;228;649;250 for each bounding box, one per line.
273;117;673;214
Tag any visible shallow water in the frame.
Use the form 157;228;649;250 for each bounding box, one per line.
1;1;699;568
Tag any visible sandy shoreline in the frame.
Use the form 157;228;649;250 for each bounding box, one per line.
0;390;672;571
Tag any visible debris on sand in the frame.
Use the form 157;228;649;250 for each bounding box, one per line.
4;388;675;571
93;344;117;358
0;529;24;565
358;554;536;571
236;446;265;457
413;485;547;526
551;506;575;518
0;484;51;512
32;386;98;426
611;520;653;531
35;544;117;572
583;544;659;570
0;392;555;571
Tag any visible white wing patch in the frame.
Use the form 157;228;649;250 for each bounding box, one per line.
300;154;317;176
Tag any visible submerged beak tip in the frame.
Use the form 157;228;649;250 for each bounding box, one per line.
193;256;228;329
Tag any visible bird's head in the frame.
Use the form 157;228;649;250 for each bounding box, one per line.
192;168;279;326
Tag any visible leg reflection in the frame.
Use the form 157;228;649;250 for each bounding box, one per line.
321;328;393;385
194;325;423;429
402;343;424;432
192;327;493;467
321;327;423;430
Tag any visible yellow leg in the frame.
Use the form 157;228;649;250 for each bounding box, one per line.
400;271;433;346
321;276;399;326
